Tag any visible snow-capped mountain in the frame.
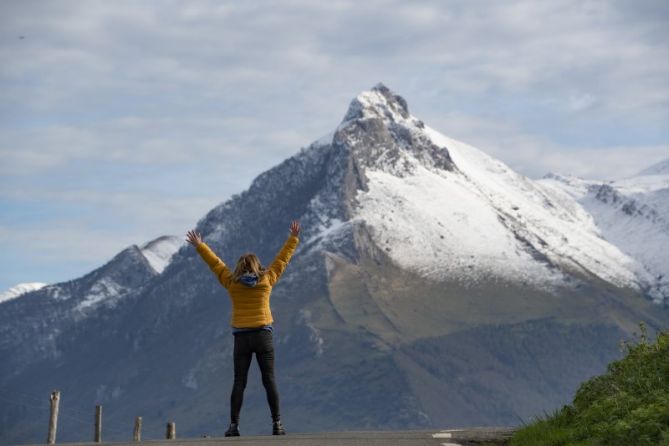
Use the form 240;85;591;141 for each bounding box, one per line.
540;163;669;303
291;84;655;302
341;88;646;294
2;84;667;443
0;282;47;304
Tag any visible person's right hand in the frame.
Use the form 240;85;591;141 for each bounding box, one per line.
186;230;203;246
290;220;301;237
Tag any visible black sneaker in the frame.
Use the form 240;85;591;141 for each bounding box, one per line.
225;422;240;437
272;420;286;435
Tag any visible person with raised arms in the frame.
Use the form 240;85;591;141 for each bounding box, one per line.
186;220;301;437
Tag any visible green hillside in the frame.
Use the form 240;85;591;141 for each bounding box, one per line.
511;323;669;446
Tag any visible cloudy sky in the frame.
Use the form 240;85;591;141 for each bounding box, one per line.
1;0;668;291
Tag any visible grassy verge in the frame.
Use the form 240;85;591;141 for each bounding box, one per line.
511;323;669;446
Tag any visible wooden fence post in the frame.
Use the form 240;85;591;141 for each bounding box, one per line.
94;405;102;443
47;390;60;445
166;421;176;439
133;416;142;441
46;390;60;444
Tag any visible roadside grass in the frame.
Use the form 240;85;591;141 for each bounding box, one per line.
510;324;669;446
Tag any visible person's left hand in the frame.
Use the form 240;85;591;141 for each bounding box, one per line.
290;220;301;237
186;230;203;246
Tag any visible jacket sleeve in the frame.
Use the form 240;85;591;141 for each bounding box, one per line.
266;235;299;286
195;242;233;289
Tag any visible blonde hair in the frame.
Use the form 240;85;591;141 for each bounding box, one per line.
231;253;266;282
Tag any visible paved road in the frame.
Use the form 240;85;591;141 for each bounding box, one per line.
39;427;516;446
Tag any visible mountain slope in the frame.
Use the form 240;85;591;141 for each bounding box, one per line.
539;167;669;304
0;244;157;378
1;84;667;443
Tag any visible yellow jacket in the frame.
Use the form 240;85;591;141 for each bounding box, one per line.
196;235;299;328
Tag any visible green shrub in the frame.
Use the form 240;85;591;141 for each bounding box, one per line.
511;325;669;446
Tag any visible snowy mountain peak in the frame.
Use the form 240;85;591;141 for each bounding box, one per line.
321;86;661;300
341;83;415;127
0;282;47;304
140;235;183;273
333;84;454;181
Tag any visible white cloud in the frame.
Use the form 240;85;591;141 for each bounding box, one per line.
0;114;315;175
0;188;217;286
0;223;144;264
3;0;668;117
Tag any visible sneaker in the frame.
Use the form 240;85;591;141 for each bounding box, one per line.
225;422;240;437
272;420;286;435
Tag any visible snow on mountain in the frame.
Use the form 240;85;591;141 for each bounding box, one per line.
0;282;47;304
539;169;669;303
354;159;565;288
74;277;129;312
327;85;645;294
140;235;183;273
637;157;669;176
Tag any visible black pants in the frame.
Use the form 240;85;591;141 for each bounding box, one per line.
231;330;280;423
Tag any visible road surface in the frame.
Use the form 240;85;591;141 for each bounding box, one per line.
31;427;516;446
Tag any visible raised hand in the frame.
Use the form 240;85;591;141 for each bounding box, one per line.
289;220;301;237
186;229;203;246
